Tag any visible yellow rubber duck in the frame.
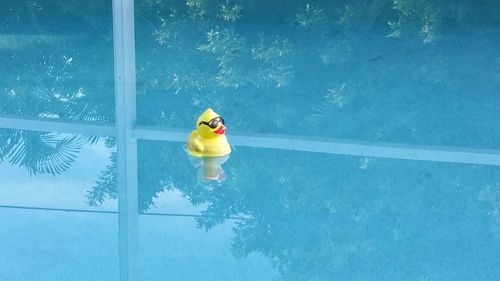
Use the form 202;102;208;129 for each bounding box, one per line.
187;108;231;158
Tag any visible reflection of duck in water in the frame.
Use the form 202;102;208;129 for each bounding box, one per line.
187;108;231;181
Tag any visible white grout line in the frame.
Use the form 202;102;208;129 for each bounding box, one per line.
1;119;499;166
132;126;187;142
230;135;500;166
0;116;115;136
133;126;500;166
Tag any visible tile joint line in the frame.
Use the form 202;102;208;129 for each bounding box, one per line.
0;118;499;166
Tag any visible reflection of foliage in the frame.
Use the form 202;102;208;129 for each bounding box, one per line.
198;28;246;89
1;45;114;122
388;0;468;44
87;137;500;279
1;1;115;122
86;141;500;280
191;149;500;280
325;82;347;108
0;129;89;175
218;1;242;22
295;4;325;27
0;1;113;177
135;0;500;147
87;139;180;211
153;9;180;46
187;0;208;19
252;36;294;88
86;138;117;206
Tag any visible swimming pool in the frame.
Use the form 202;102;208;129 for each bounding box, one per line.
1;0;500;280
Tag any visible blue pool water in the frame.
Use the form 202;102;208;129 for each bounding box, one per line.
1;0;500;280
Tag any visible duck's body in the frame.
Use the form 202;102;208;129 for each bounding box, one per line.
187;130;231;157
187;108;231;158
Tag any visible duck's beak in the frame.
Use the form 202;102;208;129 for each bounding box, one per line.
214;124;226;135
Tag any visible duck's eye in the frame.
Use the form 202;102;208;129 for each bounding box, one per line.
206;117;223;128
209;119;218;128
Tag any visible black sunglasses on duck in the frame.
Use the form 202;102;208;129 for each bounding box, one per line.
199;117;225;129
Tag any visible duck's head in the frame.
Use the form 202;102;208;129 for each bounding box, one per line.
196;108;226;138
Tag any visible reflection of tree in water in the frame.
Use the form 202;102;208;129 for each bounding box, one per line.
0;129;97;175
1;0;115;123
0;1;114;175
181;146;500;280
87;139;500;280
135;0;500;148
86;139;190;211
3;127;499;279
2;2;500;278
